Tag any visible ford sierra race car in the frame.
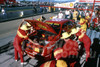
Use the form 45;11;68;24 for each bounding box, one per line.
20;18;76;62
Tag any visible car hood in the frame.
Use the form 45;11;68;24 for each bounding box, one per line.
24;19;57;34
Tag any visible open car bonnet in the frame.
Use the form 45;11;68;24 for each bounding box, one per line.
24;19;57;34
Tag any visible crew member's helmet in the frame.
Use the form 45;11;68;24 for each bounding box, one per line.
20;24;30;30
70;27;80;35
56;60;68;67
61;32;71;39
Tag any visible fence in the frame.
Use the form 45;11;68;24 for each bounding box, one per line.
0;6;58;22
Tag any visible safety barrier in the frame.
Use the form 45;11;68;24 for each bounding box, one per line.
86;29;100;44
0;6;58;22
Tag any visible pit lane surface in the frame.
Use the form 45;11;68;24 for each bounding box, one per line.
0;12;100;67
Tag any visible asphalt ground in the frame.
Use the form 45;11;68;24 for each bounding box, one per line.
0;12;100;67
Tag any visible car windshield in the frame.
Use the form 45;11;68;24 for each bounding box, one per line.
62;21;76;33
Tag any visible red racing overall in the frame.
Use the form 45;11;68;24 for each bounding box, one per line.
13;28;28;63
76;29;91;61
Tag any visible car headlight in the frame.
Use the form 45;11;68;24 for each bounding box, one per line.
34;47;43;53
34;48;39;52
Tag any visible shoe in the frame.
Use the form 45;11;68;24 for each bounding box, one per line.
21;62;27;65
15;60;18;62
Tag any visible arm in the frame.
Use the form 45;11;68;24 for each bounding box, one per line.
28;38;39;45
18;19;25;29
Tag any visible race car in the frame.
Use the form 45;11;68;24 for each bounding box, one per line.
20;18;76;61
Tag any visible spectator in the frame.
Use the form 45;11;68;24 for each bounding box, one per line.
1;8;7;19
58;11;64;19
69;10;73;19
1;8;5;15
33;6;37;14
65;10;70;19
73;9;78;22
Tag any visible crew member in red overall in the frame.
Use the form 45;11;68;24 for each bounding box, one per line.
13;22;31;65
71;27;91;61
54;32;79;67
54;32;78;59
